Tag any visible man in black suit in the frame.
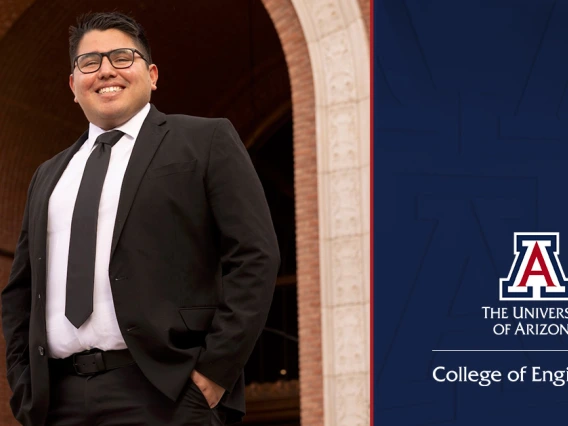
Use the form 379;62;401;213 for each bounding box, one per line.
1;11;279;426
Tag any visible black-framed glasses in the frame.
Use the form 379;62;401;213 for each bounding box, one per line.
74;48;149;74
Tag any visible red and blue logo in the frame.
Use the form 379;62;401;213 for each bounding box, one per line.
500;233;568;301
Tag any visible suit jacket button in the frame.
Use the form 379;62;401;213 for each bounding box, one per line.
38;346;45;356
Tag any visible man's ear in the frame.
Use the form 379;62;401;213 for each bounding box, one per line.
149;64;158;91
69;74;78;103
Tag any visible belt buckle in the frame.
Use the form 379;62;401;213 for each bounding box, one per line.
72;352;89;376
72;351;106;376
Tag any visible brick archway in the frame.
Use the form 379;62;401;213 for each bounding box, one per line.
261;1;370;425
259;2;322;425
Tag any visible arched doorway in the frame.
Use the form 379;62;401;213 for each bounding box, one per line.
261;2;370;425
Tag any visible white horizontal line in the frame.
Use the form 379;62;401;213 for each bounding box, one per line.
432;349;568;352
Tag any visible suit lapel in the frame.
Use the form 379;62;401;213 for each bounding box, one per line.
110;105;168;259
35;132;88;292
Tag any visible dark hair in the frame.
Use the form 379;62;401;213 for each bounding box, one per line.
69;12;152;71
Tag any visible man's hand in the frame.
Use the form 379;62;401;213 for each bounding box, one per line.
190;369;225;408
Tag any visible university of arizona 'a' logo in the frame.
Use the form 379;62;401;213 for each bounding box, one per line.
500;233;568;300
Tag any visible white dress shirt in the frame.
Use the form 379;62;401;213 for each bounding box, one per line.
46;103;151;359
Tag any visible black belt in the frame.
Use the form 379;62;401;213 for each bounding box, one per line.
48;349;134;376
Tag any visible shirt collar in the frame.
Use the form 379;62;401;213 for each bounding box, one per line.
87;103;151;147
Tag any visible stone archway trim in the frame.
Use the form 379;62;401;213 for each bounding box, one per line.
288;1;370;425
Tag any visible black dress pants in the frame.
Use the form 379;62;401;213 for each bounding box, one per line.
46;362;227;426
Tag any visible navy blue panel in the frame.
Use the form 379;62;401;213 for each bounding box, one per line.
375;0;568;424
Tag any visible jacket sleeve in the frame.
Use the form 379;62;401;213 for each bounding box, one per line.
194;118;280;391
2;168;38;391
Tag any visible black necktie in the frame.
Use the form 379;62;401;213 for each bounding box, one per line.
65;130;125;328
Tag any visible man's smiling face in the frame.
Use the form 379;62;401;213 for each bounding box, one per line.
69;29;158;130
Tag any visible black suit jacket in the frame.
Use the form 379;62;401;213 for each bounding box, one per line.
1;105;280;425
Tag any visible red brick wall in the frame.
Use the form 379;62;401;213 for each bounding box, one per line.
0;0;34;39
261;2;322;426
0;257;17;426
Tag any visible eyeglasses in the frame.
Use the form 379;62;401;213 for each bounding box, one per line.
74;48;149;74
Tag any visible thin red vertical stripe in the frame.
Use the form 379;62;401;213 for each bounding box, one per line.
370;0;375;425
